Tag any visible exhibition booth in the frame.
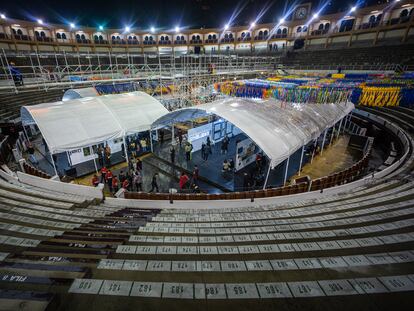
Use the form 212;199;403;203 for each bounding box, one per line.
21;91;169;177
152;98;354;189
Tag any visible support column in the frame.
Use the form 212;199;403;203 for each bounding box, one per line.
92;157;98;174
298;145;305;176
320;129;328;155
50;152;59;177
283;156;290;186
150;129;154;153
171;124;175;144
329;126;335;145
122;136;129;164
337;118;343;138
263;163;271;190
311;139;317;164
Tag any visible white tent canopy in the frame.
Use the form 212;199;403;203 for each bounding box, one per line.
21;91;169;154
153;98;354;168
62;87;99;101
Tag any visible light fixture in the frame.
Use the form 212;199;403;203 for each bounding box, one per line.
99;25;103;31
175;26;180;33
350;6;357;12
150;26;155;32
313;13;319;19
70;23;75;28
125;26;130;32
224;23;229;30
0;13;5;19
37;19;43;25
250;22;256;28
279;18;285;24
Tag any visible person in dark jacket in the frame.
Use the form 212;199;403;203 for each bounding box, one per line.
149;173;159;192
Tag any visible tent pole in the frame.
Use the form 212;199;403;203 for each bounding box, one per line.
150;129;154;153
337;118;343;138
92;156;98;174
22;125;30;143
283;156;290;186
311;139;317;164
320;129;327;155
263;162;271;190
171;124;175;144
123;136;129;164
298;145;305;176
329;125;334;146
50;152;59;177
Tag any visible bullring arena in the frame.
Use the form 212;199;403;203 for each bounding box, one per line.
0;0;414;310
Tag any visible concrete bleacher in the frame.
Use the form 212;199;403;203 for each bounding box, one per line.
0;107;413;309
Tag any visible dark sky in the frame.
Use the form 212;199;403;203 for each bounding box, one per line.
1;0;385;29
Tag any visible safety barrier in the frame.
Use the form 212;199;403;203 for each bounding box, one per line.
22;161;51;179
125;142;372;201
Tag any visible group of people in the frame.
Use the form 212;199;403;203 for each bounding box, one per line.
178;166;200;193
91;155;161;194
125;135;150;158
96;144;112;167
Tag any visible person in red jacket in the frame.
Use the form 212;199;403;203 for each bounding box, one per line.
92;174;99;187
100;166;108;183
112;176;119;193
105;170;113;192
122;178;130;191
179;172;189;191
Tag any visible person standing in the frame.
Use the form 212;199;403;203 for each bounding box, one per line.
112;176;119;193
100;166;108;183
136;158;143;171
206;137;212;154
149;173;159;193
133;170;143;191
205;143;211;161
179;172;189;191
201;143;206;161
159;130;164;145
27;144;38;165
222;135;229;154
184;142;192;161
106;169;113;192
92;174;99;187
178;130;183;147
119;170;126;183
170;146;175;164
105;144;111;166
192;165;199;183
122;178;130;190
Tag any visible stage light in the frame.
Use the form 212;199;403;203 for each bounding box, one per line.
0;14;5;19
70;23;75;28
350;6;357;12
279;18;285;24
37;19;43;25
313;13;319;19
224;23;229;30
99;25;103;31
125;26;130;32
250;22;256;28
150;26;155;32
175;26;180;33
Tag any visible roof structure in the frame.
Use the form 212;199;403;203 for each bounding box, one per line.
153;98;354;167
21;91;169;154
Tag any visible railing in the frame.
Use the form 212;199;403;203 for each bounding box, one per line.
125;134;373;201
22;161;51;179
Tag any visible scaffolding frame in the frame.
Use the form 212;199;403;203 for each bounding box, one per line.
0;50;279;96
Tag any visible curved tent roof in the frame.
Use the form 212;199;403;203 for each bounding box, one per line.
62;87;99;101
153;98;354;167
21;91;169;154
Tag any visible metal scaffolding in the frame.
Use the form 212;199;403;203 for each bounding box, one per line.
0;50;280;96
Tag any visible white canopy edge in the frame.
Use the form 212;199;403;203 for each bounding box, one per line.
21;91;169;154
62;87;99;101
152;98;354;168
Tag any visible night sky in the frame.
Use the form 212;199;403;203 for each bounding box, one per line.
1;0;388;29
